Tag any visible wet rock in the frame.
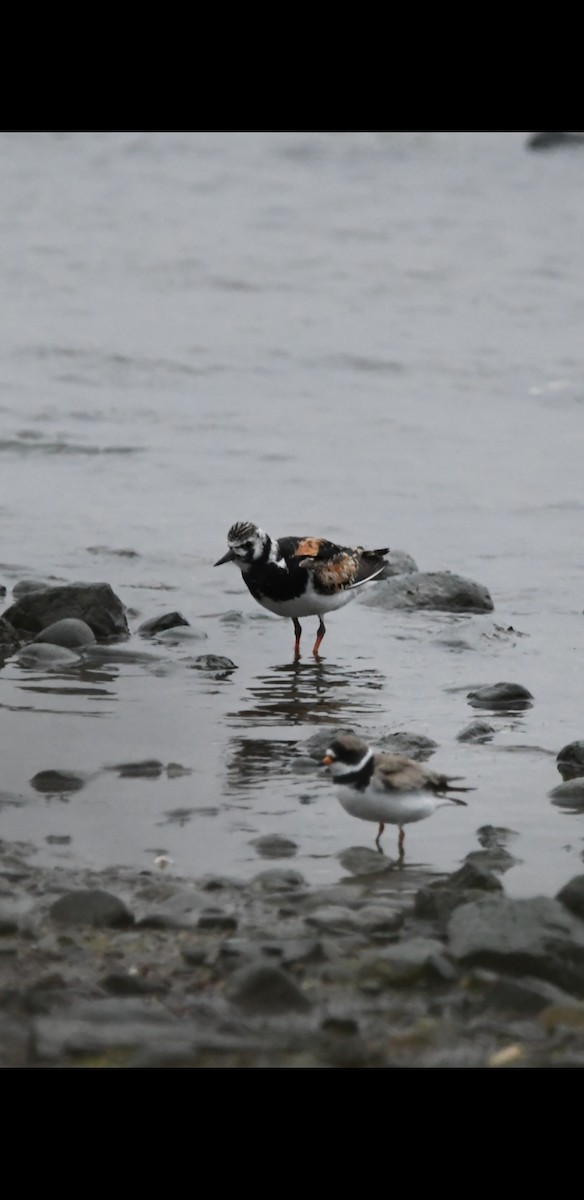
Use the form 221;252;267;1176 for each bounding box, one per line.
251;869;305;894
3;582;129;640
463;826;520;873
305;906;360;934
479;974;578;1016
30;770;85;794
197;910;238;932
527;132;584;151
49;889;134;928
137;891;207;929
351;904;404;936
108;760;164;778
337;847;395;877
17;643;80;667
376;731;437;760
0;617;20;647
102;972;169;996
557;876;584;921
361;571;494;613
467;682;533;711
549;778;584;806
378;550;418;577
415;861;503;923
150;626;207;644
250;835;298;859
137;611;190;635
32;999;184;1062
457;720;496;743
12;579;54;597
448;895;584;991
556;740;584;781
34;618;96;648
227;964;312;1013
358;938;447;988
188;654;237;671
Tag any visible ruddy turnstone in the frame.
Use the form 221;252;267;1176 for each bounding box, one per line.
214;521;389;657
322;733;471;856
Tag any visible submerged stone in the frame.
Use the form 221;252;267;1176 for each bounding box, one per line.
138;612;190;636
467;682;533;711
30;770;85;794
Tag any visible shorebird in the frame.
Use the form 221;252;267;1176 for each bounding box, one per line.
214;521;389;657
322;733;471;856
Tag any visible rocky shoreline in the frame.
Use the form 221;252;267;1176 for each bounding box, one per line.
2;833;584;1068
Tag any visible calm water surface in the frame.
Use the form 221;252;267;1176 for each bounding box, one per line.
1;131;584;895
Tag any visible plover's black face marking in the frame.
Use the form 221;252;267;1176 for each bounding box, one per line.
224;522;269;566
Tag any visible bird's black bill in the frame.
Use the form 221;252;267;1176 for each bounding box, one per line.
214;549;236;566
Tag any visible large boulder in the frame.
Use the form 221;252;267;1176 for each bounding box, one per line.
2;583;128;640
360;571;494;613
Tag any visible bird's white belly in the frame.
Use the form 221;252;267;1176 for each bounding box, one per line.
337;788;439;826
258;582;356;619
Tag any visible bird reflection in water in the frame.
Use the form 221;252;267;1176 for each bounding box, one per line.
224;657;385;797
229;658;384;728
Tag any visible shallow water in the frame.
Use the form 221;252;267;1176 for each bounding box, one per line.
1;131;584;895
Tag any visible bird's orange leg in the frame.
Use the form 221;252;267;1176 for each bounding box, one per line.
398;827;405;859
293;618;302;658
312;618;326;657
375;822;385;852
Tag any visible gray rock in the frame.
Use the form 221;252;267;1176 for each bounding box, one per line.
49;889;134;928
227;964;311;1013
358;938;447;987
549;778;584;806
556;740;584;781
360;571;494;613
188;654;237;671
151;626;208;643
137;612;190;636
251;869;305;893
557;876;584;921
137;891;207;929
12;579;54;597
30;770;85;794
448;895;584;991
378;550;419;577
305;906;359;933
415;861;503;922
0;616;20;647
197;910;238;932
3;582;129;639
479;974;578;1016
108;759;164;778
17;643;80;667
250;835;298;859
527;132;584;151
375;731;437;760
467;682;533;711
457;720;496;743
32;999;184;1061
102;972;169;996
351;904;404;936
34;618;96;648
